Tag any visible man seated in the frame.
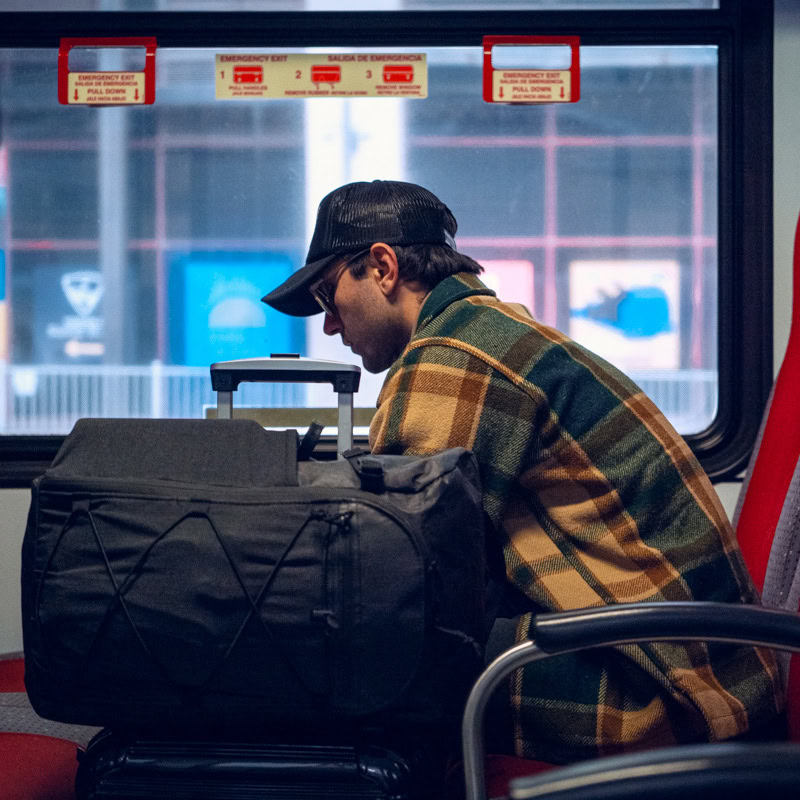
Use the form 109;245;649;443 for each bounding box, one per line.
262;179;784;764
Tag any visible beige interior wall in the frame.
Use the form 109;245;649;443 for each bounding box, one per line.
0;490;30;654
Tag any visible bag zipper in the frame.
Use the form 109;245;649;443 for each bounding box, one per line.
38;476;431;563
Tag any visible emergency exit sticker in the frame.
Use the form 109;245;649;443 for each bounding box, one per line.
483;36;580;104
67;71;146;104
492;70;571;103
58;37;156;106
215;53;427;99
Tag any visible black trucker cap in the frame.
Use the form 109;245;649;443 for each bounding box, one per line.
261;180;458;316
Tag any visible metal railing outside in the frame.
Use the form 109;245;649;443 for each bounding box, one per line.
0;361;717;436
0;361;305;435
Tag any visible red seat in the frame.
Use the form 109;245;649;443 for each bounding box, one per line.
733;211;800;596
0;732;79;800
0;656;25;693
445;753;556;799
733;209;800;740
1;657;80;800
483;754;554;798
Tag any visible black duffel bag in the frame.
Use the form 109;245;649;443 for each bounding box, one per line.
21;419;486;735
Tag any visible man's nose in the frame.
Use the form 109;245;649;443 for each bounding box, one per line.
323;311;342;336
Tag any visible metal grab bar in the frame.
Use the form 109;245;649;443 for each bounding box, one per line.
462;601;800;800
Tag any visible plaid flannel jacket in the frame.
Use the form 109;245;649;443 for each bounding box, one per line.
369;273;784;763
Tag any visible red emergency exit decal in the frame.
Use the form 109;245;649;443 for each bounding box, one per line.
383;65;414;83
311;65;342;86
234;65;263;84
58;37;156;105
483;36;580;104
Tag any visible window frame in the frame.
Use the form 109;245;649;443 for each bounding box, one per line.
0;0;773;486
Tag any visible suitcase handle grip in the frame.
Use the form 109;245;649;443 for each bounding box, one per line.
210;357;360;457
210;357;360;393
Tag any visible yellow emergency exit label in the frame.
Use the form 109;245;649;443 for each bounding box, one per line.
67;72;146;104
215;53;427;99
491;69;572;103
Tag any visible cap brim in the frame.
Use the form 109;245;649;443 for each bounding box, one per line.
260;253;340;317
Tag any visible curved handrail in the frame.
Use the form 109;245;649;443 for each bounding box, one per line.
462;601;800;800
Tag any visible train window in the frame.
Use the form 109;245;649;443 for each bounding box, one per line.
0;2;772;484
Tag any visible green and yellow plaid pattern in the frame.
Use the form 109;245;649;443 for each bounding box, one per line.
370;273;783;763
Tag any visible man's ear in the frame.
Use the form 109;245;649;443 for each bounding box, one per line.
368;243;400;298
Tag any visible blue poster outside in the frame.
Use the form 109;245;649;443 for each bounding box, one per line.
32;266;105;363
175;254;303;367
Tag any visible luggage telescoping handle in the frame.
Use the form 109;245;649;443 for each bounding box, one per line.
210;356;361;457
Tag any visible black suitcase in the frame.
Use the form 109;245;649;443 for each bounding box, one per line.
76;729;440;800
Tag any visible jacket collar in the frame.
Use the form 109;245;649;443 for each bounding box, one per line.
415;273;496;332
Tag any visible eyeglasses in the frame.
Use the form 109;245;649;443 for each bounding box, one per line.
309;247;371;317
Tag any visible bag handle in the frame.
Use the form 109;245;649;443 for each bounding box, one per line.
343;448;385;493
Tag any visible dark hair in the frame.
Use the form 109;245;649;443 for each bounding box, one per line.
347;244;483;291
